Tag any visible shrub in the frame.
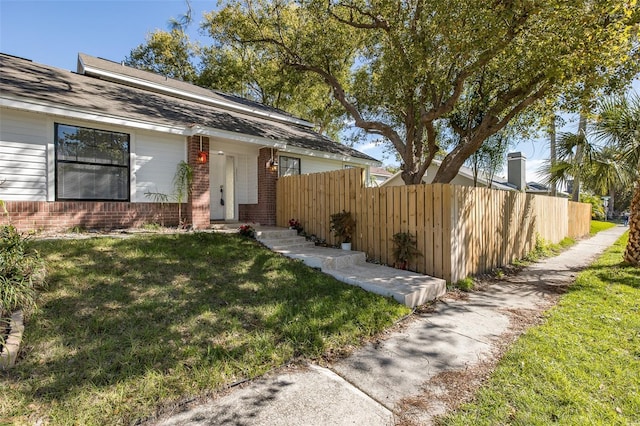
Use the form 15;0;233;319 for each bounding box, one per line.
0;225;46;319
455;277;475;292
238;224;256;238
329;210;356;243
580;193;606;220
391;232;422;269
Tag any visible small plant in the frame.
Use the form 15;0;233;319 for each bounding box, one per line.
173;161;194;228
288;218;303;234
391;232;422;270
455;277;475;292
0;225;46;351
144;191;169;227
67;225;87;234
305;234;327;246
238;224;256;238
329;210;356;243
141;222;163;231
144;162;193;228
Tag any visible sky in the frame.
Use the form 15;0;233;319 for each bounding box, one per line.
1;0;637;182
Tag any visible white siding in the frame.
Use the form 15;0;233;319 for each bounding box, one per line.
286;154;362;175
0;109;48;200
134;131;185;202
211;140;258;204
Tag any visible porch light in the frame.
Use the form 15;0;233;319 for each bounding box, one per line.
266;148;278;171
196;136;208;164
197;150;208;164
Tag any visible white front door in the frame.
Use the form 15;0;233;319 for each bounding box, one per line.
210;154;225;220
210;153;236;221
225;156;236;220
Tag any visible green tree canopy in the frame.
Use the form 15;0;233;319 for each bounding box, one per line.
125;29;198;82
202;0;639;184
126;28;346;140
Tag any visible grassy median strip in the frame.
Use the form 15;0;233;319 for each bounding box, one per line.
590;220;616;235
439;232;639;425
1;232;410;425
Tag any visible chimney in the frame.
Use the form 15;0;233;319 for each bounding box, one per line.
507;152;526;190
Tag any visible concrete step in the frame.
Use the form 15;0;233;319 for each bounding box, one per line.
256;229;298;240
277;246;367;270
258;236;309;247
268;242;317;251
254;226;445;308
324;264;446;308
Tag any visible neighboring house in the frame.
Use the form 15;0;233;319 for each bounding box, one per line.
0;53;379;231
368;166;394;187
381;158;514;191
381;152;566;195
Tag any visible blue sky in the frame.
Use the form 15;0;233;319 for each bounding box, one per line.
1;0;637;181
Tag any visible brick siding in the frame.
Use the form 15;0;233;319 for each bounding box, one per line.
239;147;278;226
1;201;180;232
186;135;211;229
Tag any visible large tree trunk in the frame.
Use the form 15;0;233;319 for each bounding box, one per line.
608;186;615;220
572;113;587;202
624;179;640;265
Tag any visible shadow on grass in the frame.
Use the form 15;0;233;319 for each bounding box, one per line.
3;233;408;423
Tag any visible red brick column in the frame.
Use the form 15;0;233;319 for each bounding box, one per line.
239;147;278;225
186;135;211;229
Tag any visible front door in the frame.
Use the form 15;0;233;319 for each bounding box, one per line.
210;153;236;221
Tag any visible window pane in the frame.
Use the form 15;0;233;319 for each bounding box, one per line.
56;124;80;161
279;156;300;177
58;163;128;200
55;123;130;200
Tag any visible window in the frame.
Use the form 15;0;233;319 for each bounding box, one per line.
55;123;130;201
279;156;301;177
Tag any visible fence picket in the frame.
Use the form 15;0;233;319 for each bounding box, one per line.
276;169;591;281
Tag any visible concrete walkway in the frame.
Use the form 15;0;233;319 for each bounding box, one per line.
153;225;628;426
255;227;446;307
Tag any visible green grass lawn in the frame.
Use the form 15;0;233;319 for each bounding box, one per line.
590;220;617;235
1;232;410;425
439;232;640;425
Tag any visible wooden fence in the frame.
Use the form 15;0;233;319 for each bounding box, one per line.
276;168;591;282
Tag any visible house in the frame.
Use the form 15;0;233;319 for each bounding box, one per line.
381;152;563;195
0;53;379;231
381;157;515;191
368;166;394;186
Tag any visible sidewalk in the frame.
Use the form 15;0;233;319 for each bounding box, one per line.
152;225;628;426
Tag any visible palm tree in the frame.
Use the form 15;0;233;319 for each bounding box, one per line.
593;93;640;265
582;147;632;219
545;119;596;200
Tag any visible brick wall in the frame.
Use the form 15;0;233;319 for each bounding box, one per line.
239;147;278;225
186;135;211;229
1;201;180;232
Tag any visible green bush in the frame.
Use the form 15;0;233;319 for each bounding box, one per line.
455;277;475;292
580;193;606;220
0;225;46;319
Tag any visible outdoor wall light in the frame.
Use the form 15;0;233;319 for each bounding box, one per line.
266;148;278;171
196;136;208;164
197;151;208;164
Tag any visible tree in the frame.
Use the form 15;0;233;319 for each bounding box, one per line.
126;29;346;139
593;94;640;265
203;0;639;184
546;116;597;202
465;131;511;187
125;29;198;82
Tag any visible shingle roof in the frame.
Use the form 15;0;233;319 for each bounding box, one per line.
77;53;307;125
0;53;378;163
